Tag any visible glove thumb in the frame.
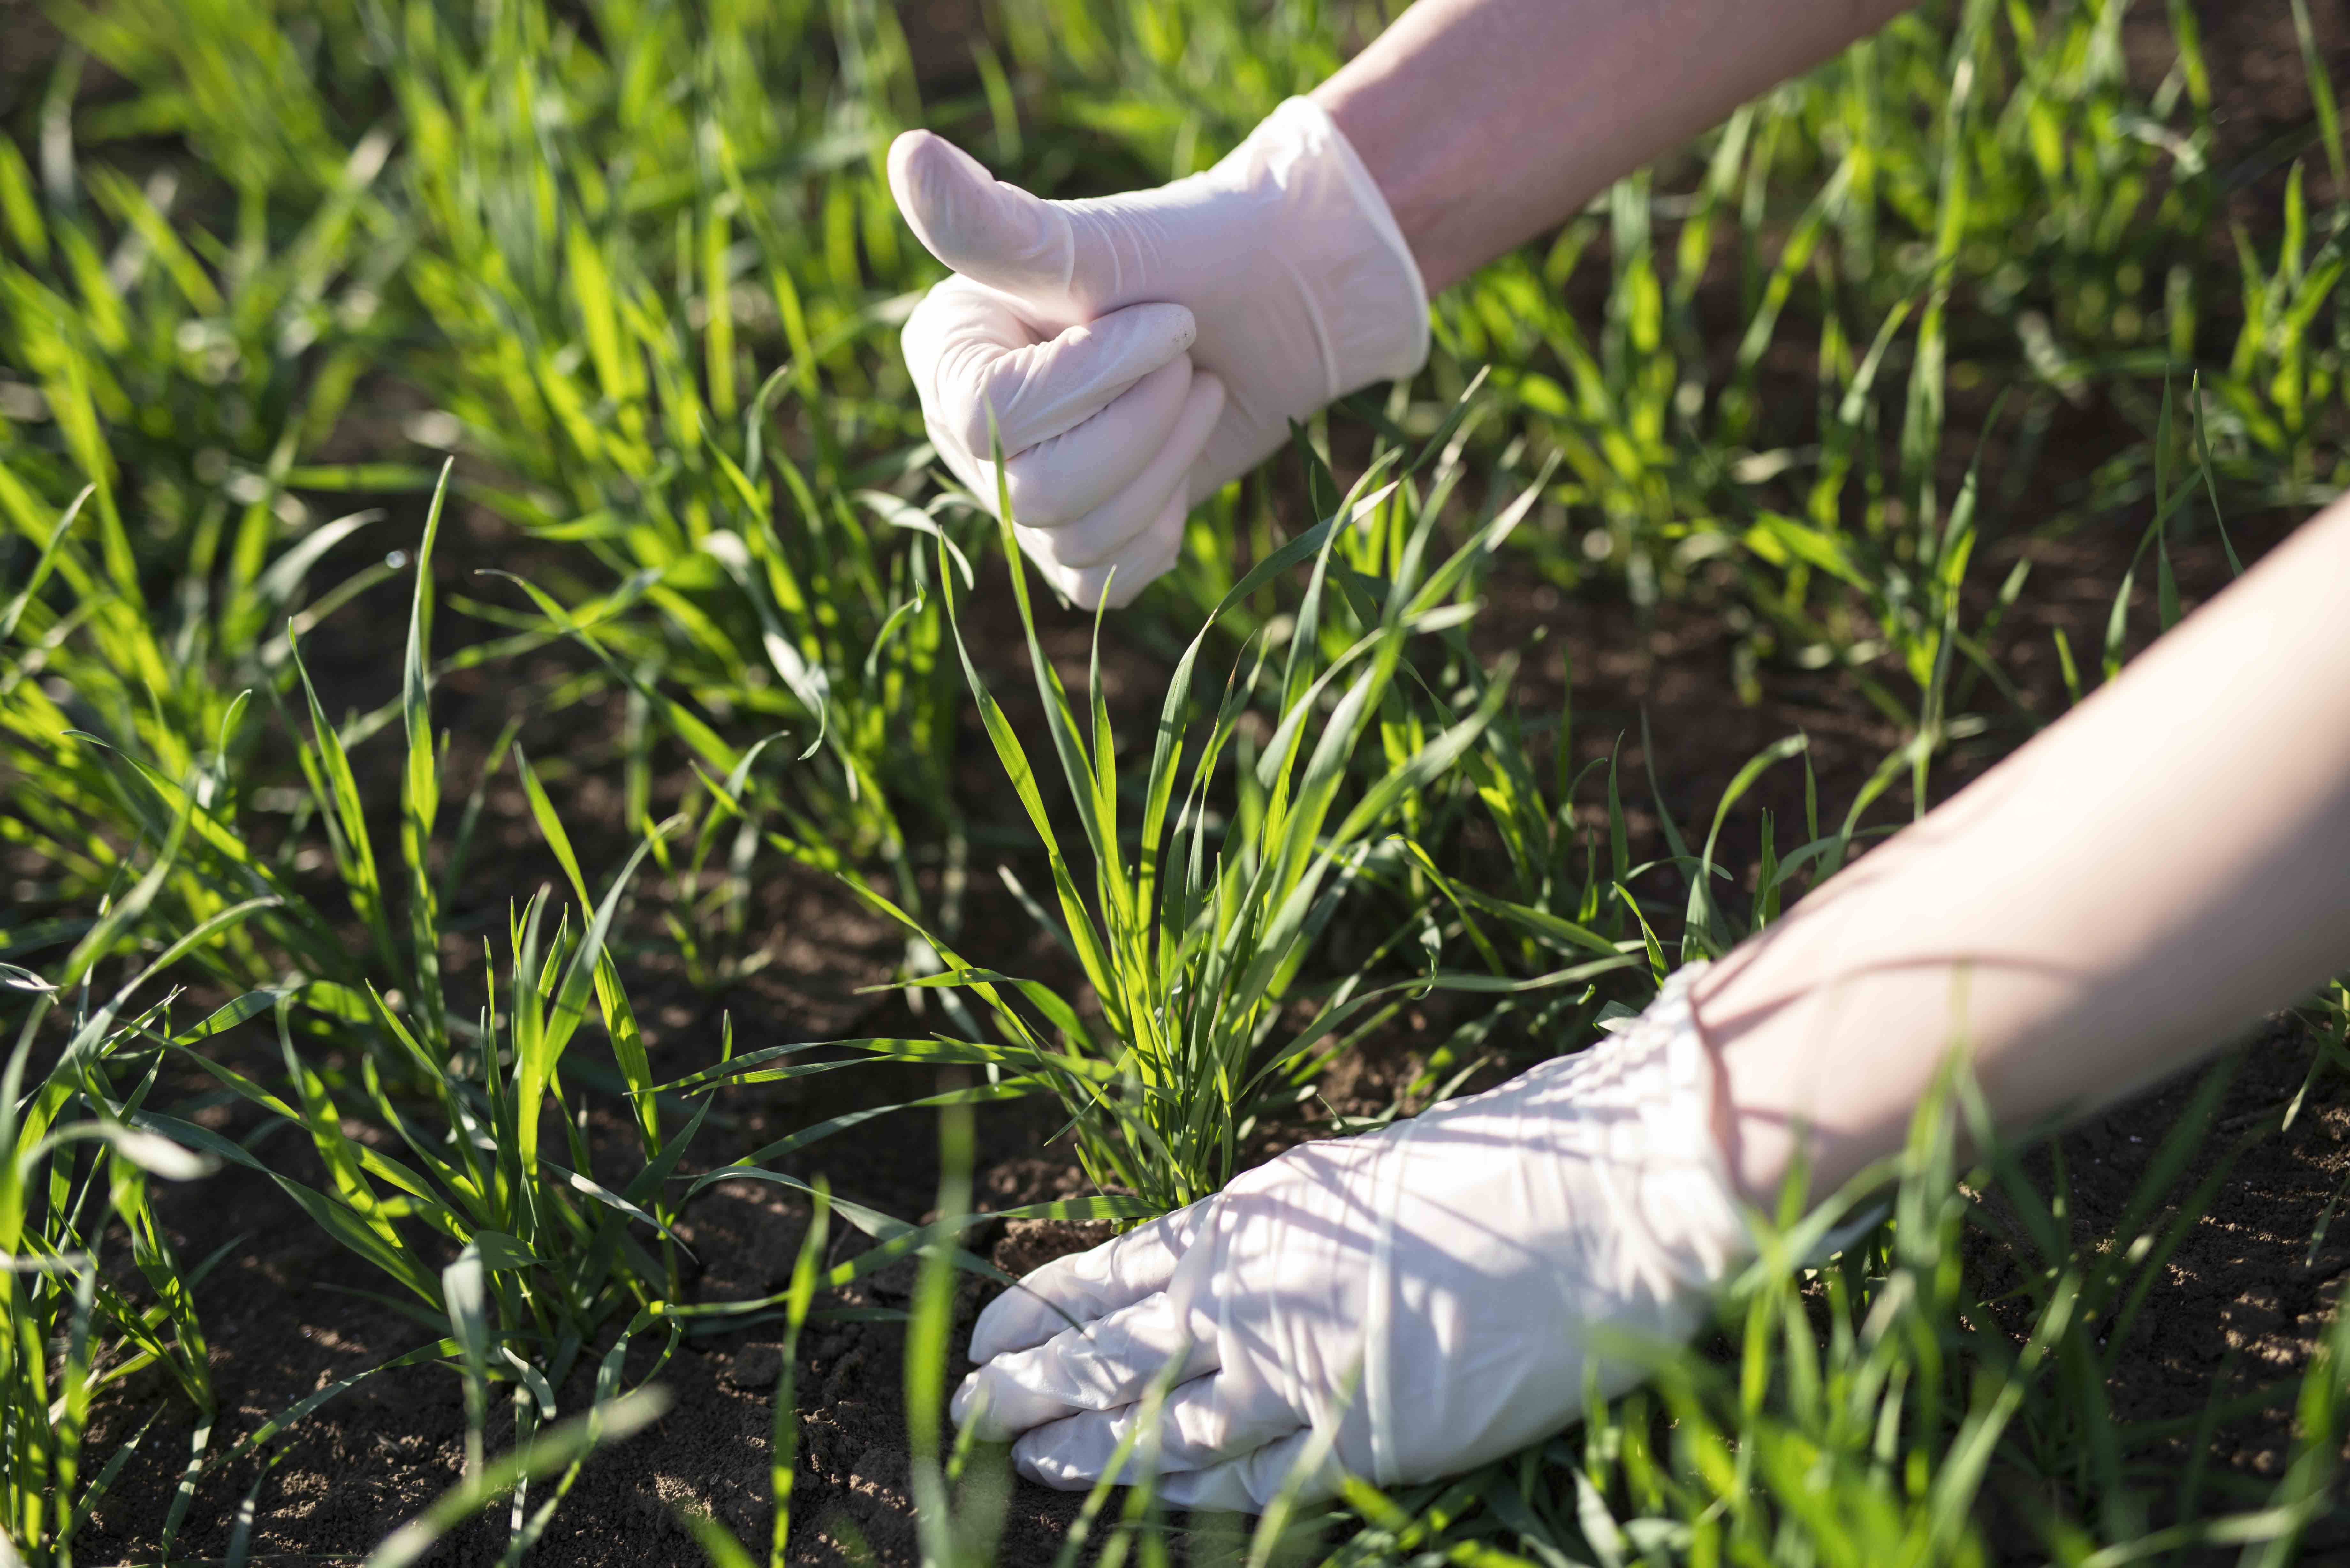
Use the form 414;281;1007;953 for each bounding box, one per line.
889;130;1084;313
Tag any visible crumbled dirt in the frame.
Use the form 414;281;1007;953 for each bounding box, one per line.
1961;1013;2350;1561
68;476;2343;1565
35;6;2350;1564
71;1039;1106;1568
2066;1025;2350;1472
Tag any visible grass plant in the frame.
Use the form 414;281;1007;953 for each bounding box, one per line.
3;893;233;1568
373;0;963;891
836;407;1657;1211
7;0;2350;1562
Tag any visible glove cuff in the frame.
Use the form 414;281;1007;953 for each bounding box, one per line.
1230;97;1432;399
1614;962;1755;1288
1357;964;1753;1486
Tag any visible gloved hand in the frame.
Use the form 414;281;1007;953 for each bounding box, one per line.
887;97;1429;608
950;967;1752;1511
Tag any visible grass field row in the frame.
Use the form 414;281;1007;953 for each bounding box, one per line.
6;0;2350;1563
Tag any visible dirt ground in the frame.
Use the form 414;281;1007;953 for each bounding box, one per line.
20;1;2350;1563
56;461;2340;1567
1987;1019;2350;1560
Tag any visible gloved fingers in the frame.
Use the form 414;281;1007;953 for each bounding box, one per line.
1012;370;1220;606
1005;1368;1304;1486
949;1364;1087;1446
1151;1429;1343;1514
968;1201;1210;1363
911;290;1197;463
888;130;1093;311
924;414;988;506
990;355;1195;528
953;1293;1220;1442
1018;371;1223;567
1019;485;1188;611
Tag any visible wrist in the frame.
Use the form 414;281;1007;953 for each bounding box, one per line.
1568;963;1755;1285
1309;75;1446;294
1241;97;1431;394
1688;952;1817;1210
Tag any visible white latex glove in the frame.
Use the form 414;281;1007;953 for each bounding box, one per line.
887;97;1430;608
950;967;1752;1512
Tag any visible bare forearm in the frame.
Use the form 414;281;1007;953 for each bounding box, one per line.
1313;0;1913;293
1697;502;2350;1206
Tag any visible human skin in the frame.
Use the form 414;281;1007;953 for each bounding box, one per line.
1314;0;1914;293
1694;498;2350;1205
1311;0;2350;1205
931;0;2350;1495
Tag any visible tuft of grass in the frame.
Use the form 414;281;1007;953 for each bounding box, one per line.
839;404;1634;1211
2;861;238;1568
7;0;2350;1561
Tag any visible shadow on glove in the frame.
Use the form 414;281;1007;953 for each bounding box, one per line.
951;965;1751;1513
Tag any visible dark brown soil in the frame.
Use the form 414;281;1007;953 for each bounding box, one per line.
69;1038;1112;1568
54;458;2335;1567
26;4;2350;1564
1962;1012;2350;1561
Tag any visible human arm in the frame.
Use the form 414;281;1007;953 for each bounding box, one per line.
1310;0;2350;1181
887;0;1917;605
1701;496;2350;1206
952;502;2350;1508
1315;0;1913;291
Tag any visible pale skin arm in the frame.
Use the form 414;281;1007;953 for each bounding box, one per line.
1308;0;2350;1202
1697;499;2350;1206
1314;0;1915;292
930;3;2350;1487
